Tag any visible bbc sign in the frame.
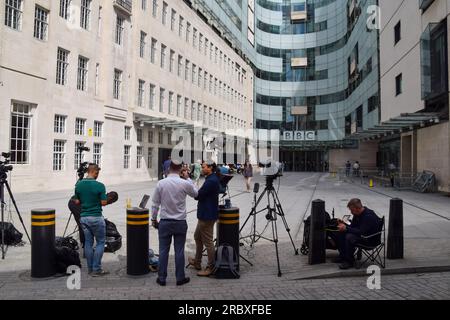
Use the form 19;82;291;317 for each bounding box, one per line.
282;131;316;141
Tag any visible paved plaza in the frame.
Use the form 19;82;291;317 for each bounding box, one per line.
0;172;449;300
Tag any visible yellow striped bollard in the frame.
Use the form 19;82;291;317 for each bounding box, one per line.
31;208;56;278
217;206;240;271
126;207;149;276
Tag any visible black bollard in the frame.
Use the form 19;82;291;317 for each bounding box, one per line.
217;206;240;270
31;208;56;278
308;199;326;265
127;207;149;276
387;198;404;259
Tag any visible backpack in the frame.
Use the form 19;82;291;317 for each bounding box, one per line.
104;219;122;253
55;236;79;251
148;249;159;272
54;242;81;274
0;222;23;245
212;245;240;279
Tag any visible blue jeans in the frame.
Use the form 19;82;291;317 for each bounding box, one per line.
80;216;106;272
158;219;188;282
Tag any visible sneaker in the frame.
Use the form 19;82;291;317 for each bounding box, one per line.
176;277;190;286
197;266;213;277
156;278;166;286
188;257;202;270
338;261;354;270
91;269;109;277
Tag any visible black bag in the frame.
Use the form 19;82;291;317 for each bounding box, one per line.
212;245;240;279
54;243;81;274
55;236;79;251
104;219;122;253
0;222;23;245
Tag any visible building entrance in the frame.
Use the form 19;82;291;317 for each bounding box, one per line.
280;150;328;172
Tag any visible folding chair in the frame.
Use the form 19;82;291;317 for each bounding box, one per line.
354;216;386;269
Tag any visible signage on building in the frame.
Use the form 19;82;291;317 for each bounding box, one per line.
282;131;316;141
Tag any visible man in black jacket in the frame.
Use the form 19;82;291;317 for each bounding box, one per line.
332;198;381;269
188;161;221;276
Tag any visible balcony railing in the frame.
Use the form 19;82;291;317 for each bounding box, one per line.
114;0;132;15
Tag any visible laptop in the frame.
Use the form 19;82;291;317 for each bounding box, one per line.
139;194;150;209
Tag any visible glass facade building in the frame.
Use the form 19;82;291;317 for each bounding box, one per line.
191;0;380;170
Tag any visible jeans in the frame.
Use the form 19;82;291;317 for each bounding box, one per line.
194;219;216;267
158;219;188;282
80;216;106;272
329;232;364;263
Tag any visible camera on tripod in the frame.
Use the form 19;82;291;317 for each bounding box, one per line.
258;159;283;178
76;147;90;180
0;153;13;177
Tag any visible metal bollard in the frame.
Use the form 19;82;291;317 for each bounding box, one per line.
31;208;56;278
217;206;240;270
387;198;404;259
308;200;326;265
126;207;149;276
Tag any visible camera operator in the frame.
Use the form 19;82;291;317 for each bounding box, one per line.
329;198;381;270
72;164;110;277
188;161;221;277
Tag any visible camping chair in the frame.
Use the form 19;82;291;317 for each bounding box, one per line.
354;216;386;269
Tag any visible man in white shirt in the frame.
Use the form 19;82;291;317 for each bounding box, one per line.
151;161;198;286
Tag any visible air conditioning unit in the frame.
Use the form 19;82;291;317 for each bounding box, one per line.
291;57;308;68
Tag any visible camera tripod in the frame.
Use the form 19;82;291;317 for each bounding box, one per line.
1;172;31;260
239;176;299;277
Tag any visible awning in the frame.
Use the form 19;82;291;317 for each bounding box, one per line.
349;112;441;140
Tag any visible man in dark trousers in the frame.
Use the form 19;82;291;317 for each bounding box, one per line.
331;198;381;269
188;161;221;276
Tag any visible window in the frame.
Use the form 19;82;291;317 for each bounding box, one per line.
93;143;102;166
75;118;86;135
113;69;122;99
158;132;163;144
148;130;154;143
205;38;209;56
53;140;66;171
198;68;202;87
199;33;203;52
95;63;100;95
176;95;182;117
197;103;202;122
137;146;143;169
204;71;208;90
59;0;70;20
151;38;157;63
77;56;89;91
138;79;145;107
142;0;147;10
5;0;23;30
97;6;102;36
160;44;166;69
171;9;176;31
147;147;153;168
177;55;183;77
56;48;69;85
185;60;189;81
169;50;175;72
115;15;124;45
74;141;86;169
80;0;91;30
54;115;66;133
184;98;189;119
395;74;402;96
368;95;379;113
124;145;130;169
137;128;143;142
162;2;167;25
149;84;156;109
152;0;157;17
140;31;147;58
191;101;196;121
394;21;401;45
10;103;31;164
94;121;103;137
34;6;48;40
178;16;184;37
186;22;191;43
124;126;131;140
193;28;197;48
169;92;174;114
192;64;196;85
159;88;165;112
167;133;172;145
203;106;208;125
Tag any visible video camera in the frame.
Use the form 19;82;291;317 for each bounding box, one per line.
76;146;90;180
0;152;13;178
258;159;283;178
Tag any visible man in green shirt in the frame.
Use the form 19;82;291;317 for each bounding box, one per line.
73;164;109;276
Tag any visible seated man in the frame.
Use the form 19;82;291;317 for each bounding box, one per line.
329;198;381;270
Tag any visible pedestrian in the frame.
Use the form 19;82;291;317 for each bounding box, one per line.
162;155;171;178
151;160;198;286
192;159;202;187
243;160;253;192
188;161;221;276
345;161;351;177
72;164;110;276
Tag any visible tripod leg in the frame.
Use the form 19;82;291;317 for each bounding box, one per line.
270;210;282;277
272;189;299;255
1;184;5;259
4;181;31;243
63;212;73;237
